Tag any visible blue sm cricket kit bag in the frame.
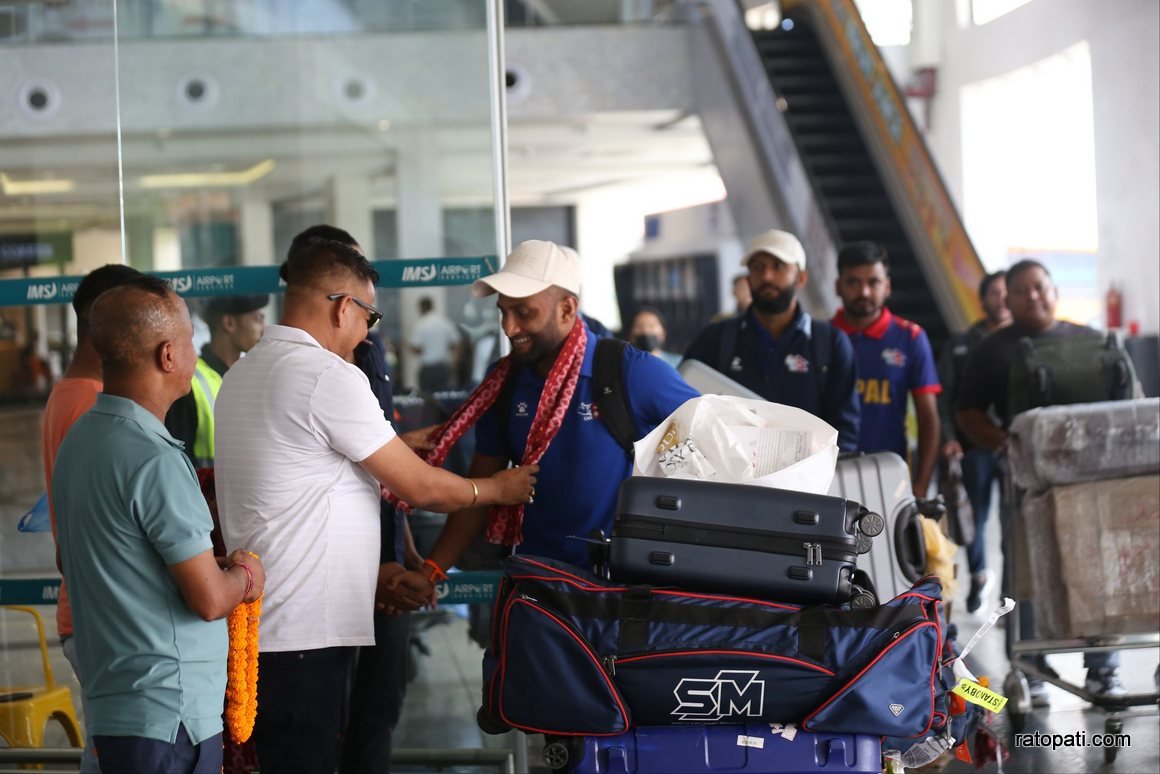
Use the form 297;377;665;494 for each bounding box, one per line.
478;555;950;739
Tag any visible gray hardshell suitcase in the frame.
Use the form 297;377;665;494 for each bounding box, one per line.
827;452;928;601
610;477;883;606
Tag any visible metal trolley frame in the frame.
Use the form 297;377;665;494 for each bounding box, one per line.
1000;468;1160;765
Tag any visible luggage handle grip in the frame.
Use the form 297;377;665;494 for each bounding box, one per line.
894;505;927;583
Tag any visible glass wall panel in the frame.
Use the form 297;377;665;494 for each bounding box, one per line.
0;0;503;751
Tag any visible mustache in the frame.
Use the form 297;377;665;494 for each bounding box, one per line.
753;284;784;295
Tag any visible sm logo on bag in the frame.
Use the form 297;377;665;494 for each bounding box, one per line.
672;670;765;721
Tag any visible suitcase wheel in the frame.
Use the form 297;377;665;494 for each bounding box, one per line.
850;586;877;609
858;511;885;537
476;705;511;736
855;533;873;555
543;739;582;771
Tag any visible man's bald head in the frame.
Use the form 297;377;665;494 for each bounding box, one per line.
89;276;188;376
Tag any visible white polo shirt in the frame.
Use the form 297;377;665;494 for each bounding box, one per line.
214;324;396;652
411;313;461;366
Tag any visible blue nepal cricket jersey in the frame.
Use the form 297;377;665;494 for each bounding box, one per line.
832;307;940;457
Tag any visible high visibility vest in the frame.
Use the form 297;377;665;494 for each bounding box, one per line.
190;358;223;468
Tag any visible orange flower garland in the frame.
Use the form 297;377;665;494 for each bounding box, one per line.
225;597;261;743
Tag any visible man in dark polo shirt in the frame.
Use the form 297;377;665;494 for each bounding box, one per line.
684;229;859;451
956;258;1122;705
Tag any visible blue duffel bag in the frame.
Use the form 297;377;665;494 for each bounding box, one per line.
480;555;950;739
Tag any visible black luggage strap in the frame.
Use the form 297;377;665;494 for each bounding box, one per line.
530;584;921;662
797;607;828;663
617;586;652;653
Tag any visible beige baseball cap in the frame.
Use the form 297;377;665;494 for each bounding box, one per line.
741;229;807;270
471;240;582;298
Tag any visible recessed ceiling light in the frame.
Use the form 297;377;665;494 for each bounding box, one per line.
0;172;75;195
138;159;276;189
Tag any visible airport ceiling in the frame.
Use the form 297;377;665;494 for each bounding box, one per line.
0;108;713;235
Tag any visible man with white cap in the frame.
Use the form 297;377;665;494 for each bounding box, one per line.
419;239;700;572
684;229;860;451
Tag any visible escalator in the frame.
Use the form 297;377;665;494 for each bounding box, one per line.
754;15;944;342
693;0;986;350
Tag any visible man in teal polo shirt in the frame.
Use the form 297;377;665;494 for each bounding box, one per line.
53;275;266;774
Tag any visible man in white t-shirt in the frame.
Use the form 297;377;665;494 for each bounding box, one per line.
214;238;536;774
409;296;461;392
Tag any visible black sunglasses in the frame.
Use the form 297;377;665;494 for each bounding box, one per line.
327;293;382;328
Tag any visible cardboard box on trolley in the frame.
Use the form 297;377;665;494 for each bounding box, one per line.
1019;475;1160;639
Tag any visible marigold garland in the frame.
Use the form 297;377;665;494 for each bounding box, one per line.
225;597;261;743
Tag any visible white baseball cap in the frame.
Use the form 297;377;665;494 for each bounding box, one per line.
471;240;582;298
741;229;807;271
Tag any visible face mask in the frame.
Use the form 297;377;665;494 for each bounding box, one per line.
632;334;661;352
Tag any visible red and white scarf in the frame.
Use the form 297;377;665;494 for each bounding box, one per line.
390;318;588;545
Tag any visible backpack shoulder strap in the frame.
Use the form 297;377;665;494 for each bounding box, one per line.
810;318;833;398
593;337;637;455
716;316;744;373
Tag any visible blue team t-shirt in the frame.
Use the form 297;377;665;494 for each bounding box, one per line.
475;325;700;567
833;307;941;457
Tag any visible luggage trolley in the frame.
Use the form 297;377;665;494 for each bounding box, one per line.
999;463;1160;765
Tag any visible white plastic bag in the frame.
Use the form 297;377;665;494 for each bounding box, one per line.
633;395;839;495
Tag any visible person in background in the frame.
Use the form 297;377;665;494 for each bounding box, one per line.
684;229;859;451
53;275;266;774
627;305;682;367
165;293;267;468
41;262;142;774
710;273;753;322
409;296;461;393
831;241;941;496
937;270;1010;613
956;258;1123;706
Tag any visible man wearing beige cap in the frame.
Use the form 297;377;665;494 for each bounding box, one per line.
423;239;700;570
684;229;860;451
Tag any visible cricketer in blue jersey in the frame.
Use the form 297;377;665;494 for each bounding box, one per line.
832;242;941;496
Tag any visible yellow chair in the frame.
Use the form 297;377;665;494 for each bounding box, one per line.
0;606;82;750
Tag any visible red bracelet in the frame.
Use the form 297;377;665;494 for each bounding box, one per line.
422;558;448;583
233;562;255;600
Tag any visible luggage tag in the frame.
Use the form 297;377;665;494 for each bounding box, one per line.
949;598;1015;712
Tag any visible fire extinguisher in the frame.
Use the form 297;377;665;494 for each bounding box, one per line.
1106;285;1123;329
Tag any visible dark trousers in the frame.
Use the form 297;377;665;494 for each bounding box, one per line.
255;647;356;774
999;465;1119;671
340;611;412;774
94;725;221;774
961;448;1000;575
418;363;452;393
